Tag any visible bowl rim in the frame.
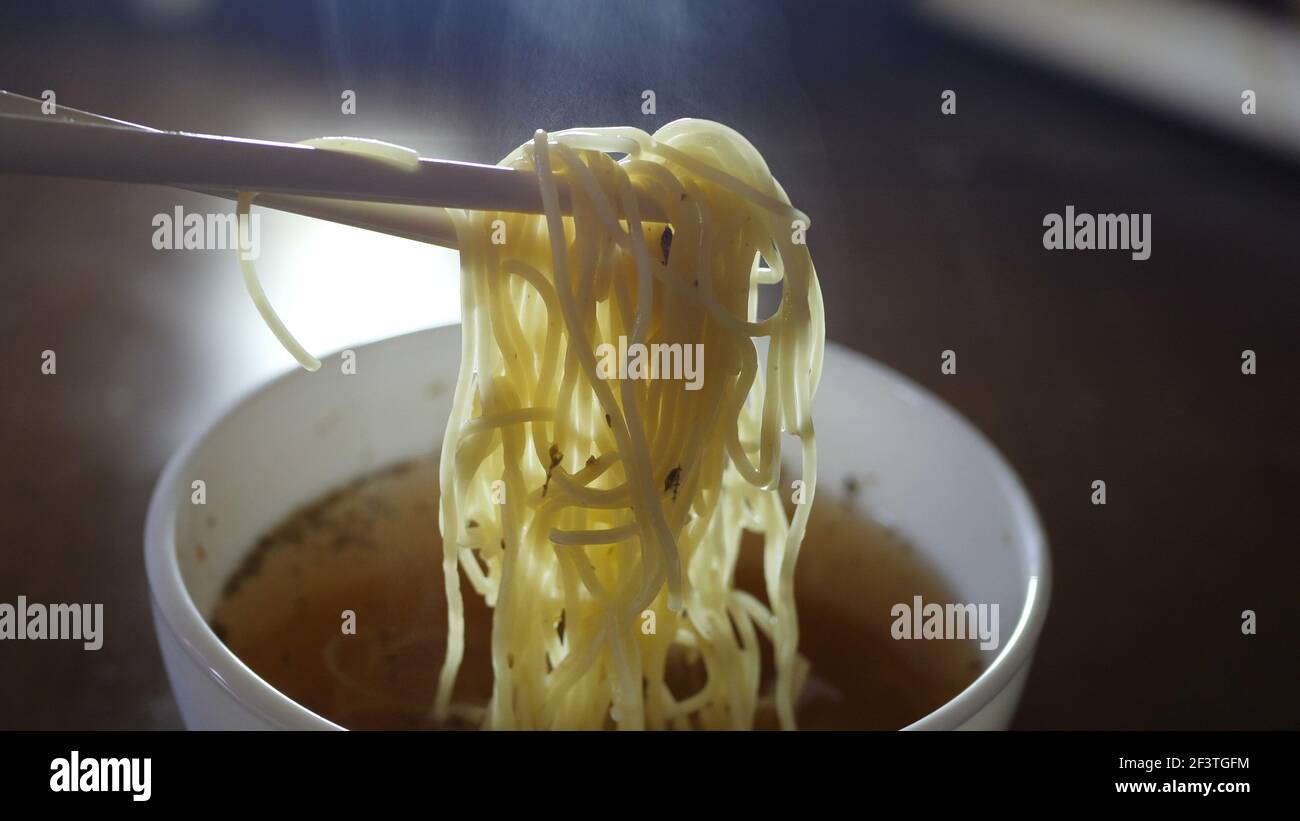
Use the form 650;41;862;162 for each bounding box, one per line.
145;324;1051;731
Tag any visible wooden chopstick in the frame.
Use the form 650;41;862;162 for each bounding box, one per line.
0;91;666;246
197;189;459;248
0;115;559;211
0;91;458;247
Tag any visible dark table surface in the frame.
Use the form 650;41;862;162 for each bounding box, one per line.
0;1;1295;730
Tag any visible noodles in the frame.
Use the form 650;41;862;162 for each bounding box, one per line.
235;138;421;372
237;120;825;730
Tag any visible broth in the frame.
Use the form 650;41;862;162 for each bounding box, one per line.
212;458;982;730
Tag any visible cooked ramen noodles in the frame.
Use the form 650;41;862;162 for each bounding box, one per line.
236;121;824;729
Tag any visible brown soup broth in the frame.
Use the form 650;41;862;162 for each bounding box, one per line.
212;458;982;730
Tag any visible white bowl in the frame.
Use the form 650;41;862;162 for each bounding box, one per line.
145;324;1050;730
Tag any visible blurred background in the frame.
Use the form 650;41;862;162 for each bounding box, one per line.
0;0;1296;729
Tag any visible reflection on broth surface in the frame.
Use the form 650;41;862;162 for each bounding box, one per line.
213;458;981;730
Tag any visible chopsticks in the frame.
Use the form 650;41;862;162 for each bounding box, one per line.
0;91;665;248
